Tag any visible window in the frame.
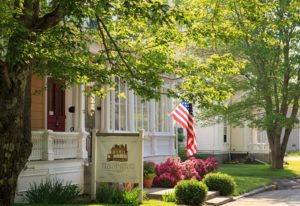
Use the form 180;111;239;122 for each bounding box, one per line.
110;77;129;131
257;130;267;143
223;124;227;143
108;78;172;133
134;95;149;131
155;93;170;132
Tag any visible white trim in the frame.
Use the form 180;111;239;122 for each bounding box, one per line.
44;77;48;130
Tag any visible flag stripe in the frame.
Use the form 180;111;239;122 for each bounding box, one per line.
171;102;198;157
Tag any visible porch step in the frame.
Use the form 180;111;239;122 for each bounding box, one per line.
145;188;174;200
206;196;233;206
207;191;220;200
145;188;220;201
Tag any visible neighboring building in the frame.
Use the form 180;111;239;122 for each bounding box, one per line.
194;120;300;163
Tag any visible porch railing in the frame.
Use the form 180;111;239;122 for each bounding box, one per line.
29;130;88;161
248;143;270;154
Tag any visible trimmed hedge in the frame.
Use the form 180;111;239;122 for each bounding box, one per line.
203;173;236;196
175;180;208;205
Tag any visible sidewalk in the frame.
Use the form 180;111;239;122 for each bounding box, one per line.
224;189;300;206
224;177;300;206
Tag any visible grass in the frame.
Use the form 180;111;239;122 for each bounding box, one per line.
218;160;300;196
287;150;300;157
15;200;177;206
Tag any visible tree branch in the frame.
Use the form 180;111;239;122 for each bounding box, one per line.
34;3;63;31
95;15;137;78
0;60;12;89
281;69;300;153
95;17;115;70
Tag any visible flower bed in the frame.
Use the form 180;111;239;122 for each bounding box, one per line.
153;157;218;188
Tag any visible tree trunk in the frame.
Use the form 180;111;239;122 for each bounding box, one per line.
269;133;284;169
0;67;32;205
270;146;284;169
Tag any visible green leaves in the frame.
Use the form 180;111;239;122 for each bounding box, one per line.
188;0;300;131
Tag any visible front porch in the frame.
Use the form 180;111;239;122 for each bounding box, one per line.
16;130;88;202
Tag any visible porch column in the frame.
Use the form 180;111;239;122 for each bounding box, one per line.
42;130;54;161
128;90;135;132
168;98;176;155
100;87;110;132
75;84;88;159
149;99;157;155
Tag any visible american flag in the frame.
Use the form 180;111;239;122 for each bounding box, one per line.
171;100;198;157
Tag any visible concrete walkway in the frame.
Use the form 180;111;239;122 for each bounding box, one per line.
224;177;300;206
286;156;300;161
223;189;300;206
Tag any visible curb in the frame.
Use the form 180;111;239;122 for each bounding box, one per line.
233;185;274;200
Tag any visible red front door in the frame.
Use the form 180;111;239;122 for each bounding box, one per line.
47;78;66;131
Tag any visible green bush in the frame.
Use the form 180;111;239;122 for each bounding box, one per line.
96;183;140;204
162;191;176;202
177;133;185;142
96;183;123;204
122;188;141;205
178;144;188;161
144;161;156;179
175;180;208;205
203;173;236;196
24;179;80;204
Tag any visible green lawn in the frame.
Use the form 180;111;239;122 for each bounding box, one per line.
15;200;178;206
218;160;300;195
287;150;300;157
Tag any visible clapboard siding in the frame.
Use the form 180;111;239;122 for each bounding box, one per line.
31;75;44;130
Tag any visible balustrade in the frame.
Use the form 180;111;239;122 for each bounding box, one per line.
29;130;88;161
248;143;270;154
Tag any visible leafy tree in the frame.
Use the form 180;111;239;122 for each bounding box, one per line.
0;0;189;205
185;0;300;169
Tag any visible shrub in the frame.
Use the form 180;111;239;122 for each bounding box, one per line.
178;144;188;161
203;173;236;196
162;191;176;202
144;161;156;179
175;180;208;205
96;183;123;204
153;156;219;187
204;157;219;173
153;157;182;187
177;133;185;142
122;188;141;205
96;183;140;204
24;179;80;204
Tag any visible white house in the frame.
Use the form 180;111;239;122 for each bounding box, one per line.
16;75;176;200
194;120;300;163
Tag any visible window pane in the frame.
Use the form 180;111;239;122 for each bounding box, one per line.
110;77;129;131
135;95;149;131
155;92;170;132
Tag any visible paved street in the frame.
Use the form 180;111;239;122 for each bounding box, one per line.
224;189;300;206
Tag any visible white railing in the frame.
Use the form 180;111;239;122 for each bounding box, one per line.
248;143;270;154
29;130;88;161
